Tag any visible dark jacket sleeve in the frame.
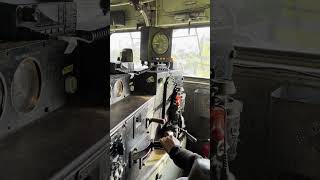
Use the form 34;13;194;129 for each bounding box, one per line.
169;145;202;172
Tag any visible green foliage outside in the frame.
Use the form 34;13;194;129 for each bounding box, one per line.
110;27;210;78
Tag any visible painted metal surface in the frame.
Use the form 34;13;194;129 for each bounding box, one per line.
0;40;68;138
111;0;210;31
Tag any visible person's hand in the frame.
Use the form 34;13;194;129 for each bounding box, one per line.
159;135;180;153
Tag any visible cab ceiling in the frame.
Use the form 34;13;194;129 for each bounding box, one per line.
110;0;210;32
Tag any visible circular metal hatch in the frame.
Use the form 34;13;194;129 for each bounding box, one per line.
114;80;124;97
12;58;41;113
0;77;4;117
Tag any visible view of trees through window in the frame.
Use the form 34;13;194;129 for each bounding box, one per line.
110;27;210;78
172;27;210;78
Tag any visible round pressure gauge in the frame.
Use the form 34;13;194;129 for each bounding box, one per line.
152;32;169;55
12;58;41;113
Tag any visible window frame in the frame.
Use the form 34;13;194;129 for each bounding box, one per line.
110;26;210;79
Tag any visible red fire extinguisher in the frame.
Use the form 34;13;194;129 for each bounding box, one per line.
211;106;226;156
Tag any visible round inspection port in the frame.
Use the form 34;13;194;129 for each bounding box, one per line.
0;77;5;118
114;80;124;97
12;58;41;113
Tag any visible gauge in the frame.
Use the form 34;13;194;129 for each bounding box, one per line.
12;58;41;113
114;80;124;97
152;32;169;55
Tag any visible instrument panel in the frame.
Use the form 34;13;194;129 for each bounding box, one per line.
110;95;155;180
140;27;173;63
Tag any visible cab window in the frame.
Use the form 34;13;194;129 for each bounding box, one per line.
110;27;210;78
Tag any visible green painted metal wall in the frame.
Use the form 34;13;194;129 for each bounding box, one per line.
111;0;210;31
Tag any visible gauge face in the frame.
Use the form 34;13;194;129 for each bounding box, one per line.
152;32;169;55
114;80;124;97
12;58;41;113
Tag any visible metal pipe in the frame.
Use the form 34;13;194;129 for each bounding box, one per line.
110;2;130;7
140;9;150;26
184;80;210;86
234;59;320;75
110;0;156;7
155;0;158;26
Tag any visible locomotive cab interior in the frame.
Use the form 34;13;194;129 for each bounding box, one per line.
110;0;210;179
1;0;319;180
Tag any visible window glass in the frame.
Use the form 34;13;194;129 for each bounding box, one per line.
110;32;141;66
110;27;210;78
172;27;210;78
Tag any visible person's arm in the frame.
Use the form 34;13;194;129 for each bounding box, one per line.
160;135;202;172
169;145;202;171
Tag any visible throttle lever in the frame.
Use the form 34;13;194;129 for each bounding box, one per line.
147;118;166;125
151;141;163;149
180;128;197;143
